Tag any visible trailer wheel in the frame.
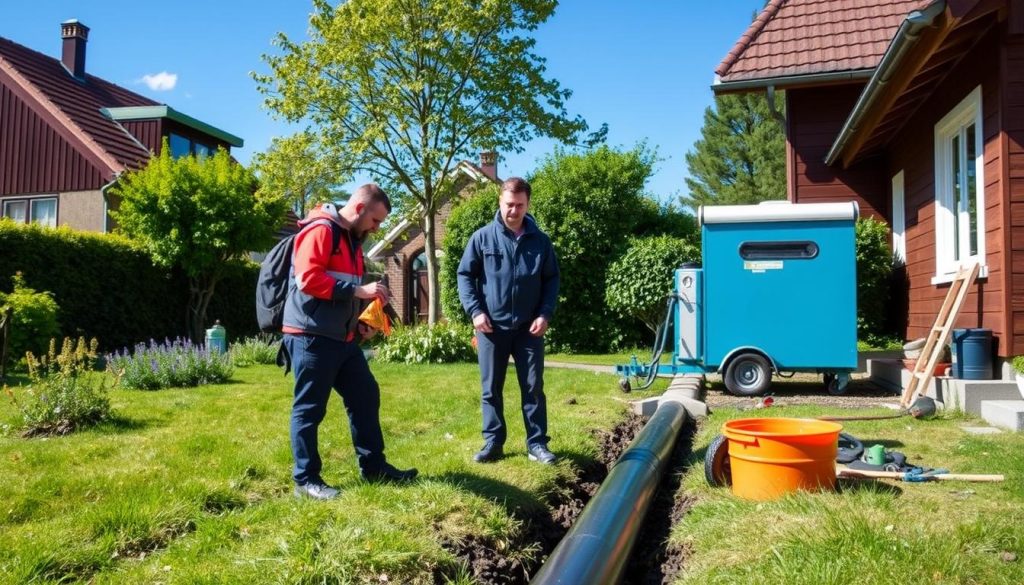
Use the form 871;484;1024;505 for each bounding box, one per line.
704;434;732;487
618;378;632;393
724;353;772;396
824;372;849;395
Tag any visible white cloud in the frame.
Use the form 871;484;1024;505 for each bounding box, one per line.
140;71;178;91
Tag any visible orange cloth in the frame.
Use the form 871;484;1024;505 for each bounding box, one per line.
358;298;392;336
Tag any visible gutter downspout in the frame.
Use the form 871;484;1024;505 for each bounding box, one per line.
100;174;120;234
824;0;946;166
530;401;689;585
766;84;785;126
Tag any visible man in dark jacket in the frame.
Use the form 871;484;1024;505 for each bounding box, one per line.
283;183;417;500
457;177;560;464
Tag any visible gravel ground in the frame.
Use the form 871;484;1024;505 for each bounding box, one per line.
704;371;903;410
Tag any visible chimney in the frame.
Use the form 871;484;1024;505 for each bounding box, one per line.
479;150;498;182
60;19;89;79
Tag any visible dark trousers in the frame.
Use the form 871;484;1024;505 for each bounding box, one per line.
284;333;385;485
475;328;549;448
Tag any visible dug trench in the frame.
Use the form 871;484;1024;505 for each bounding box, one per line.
437;411;698;584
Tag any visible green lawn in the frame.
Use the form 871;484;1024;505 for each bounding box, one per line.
674;406;1024;584
0;363;628;584
547;347;652;367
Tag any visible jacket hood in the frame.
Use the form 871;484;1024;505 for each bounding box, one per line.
298;203;344;228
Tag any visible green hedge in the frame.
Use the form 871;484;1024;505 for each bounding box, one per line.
0;221;259;350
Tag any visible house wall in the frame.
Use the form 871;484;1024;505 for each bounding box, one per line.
57;189;106;231
1004;29;1024;356
120;119;161;153
887;30;1006;353
786;83;888;219
0;82;105;195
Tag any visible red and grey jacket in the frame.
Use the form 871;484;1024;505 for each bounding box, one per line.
282;203;365;341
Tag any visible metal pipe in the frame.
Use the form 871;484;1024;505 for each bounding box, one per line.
530;401;689;585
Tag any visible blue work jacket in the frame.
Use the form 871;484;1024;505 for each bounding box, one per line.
457;212;560;331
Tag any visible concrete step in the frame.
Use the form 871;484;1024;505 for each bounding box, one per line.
867;358;1022;416
979;400;1024;431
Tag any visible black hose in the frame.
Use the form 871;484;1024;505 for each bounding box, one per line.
634;295;679;392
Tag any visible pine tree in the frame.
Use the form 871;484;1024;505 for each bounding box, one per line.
682;92;786;210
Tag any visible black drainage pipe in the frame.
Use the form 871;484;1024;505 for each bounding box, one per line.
530;400;689;585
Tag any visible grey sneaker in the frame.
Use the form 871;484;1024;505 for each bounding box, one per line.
473;443;504;463
527;445;556;465
294;481;340;500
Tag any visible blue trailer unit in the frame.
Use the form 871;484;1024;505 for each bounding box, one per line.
617;201;859;396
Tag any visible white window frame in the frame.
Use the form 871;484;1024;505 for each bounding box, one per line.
933;86;986;284
1;196;58;227
891;170;906;266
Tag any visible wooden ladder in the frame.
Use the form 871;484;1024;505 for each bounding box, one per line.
900;262;980;407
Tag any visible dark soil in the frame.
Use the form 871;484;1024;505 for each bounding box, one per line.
437;411;696;584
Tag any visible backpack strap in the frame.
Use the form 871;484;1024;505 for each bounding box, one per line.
300;218;343;255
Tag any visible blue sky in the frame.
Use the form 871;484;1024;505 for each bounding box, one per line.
3;1;765;202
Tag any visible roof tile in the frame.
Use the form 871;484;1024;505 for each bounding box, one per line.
717;0;936;84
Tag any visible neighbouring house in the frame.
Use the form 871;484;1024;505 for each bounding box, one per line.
715;0;1024;372
367;152;500;324
0;20;243;232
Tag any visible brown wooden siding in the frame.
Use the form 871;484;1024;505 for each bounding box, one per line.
888;30;1007;353
0;82;104;195
786;84;888;219
1005;31;1024;355
120;119;162;154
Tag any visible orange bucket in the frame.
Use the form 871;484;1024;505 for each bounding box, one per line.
723;417;843;501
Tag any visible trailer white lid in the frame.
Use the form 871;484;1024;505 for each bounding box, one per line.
698;201;860;226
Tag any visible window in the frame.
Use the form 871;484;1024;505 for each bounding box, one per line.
933;86;984;282
168;133;217;158
892;171;905;266
2;197;57;227
168;133;192;158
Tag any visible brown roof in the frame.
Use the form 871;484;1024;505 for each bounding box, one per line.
0;35;155;177
716;0;936;86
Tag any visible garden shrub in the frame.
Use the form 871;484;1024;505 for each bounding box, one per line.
855;217;895;343
0;272;60;371
230;334;281;367
5;337;112;437
107;338;234;390
606;236;700;333
0;220;260;351
375;322;476;364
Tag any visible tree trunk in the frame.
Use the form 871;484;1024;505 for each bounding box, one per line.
187;276;219;343
422;212;440;325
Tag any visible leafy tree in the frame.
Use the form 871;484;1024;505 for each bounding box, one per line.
252;132;348;216
112;144;288;341
255;0;586;324
439;183;501;324
0;272;60;372
529;145;655;352
606;236;699;333
682;92;785;210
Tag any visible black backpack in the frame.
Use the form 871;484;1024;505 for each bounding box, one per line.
256;218;343;333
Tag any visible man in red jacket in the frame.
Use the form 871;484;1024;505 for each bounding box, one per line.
283;183;417;500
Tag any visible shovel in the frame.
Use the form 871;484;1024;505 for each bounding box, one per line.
837;466;1004;483
817;395;937;422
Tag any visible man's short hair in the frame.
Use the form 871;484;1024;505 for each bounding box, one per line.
501;177;531;199
354;183;392;212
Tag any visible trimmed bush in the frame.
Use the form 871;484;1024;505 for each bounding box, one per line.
106;338;234;390
375;322;476;364
0;272;60;370
5;337;112;437
606;236;700;332
855;217;895;343
0;220;259;351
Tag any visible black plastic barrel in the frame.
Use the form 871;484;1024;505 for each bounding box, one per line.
951;328;993;380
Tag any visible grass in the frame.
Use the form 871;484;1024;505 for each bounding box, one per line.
547;346;652;367
0;362;629;584
673;404;1024;584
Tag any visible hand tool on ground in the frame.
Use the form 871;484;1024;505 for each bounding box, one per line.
816;395;936;422
836;466;1004;482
